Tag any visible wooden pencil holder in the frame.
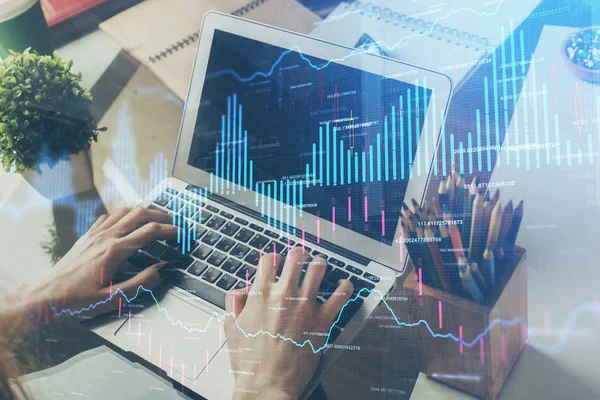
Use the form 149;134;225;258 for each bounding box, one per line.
402;247;527;400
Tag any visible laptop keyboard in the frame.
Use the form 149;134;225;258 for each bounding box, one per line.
129;188;382;344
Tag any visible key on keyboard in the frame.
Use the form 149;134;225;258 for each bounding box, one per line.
197;211;213;224
248;234;269;250
221;258;242;274
350;276;375;297
207;251;228;267
202;267;222;283
346;265;363;275
192;225;208;240
161;248;194;270
145;241;167;258
230;243;250;259
249;223;264;232
171;271;225;309
363;272;381;283
329;258;345;268
265;241;286;254
234;217;248;226
233;281;246;290
236;265;256;280
325;268;349;284
206;216;226;230
131;252;158;269
216;274;236;290
202;231;221;246
220;222;240;236
234;228;254;243
193;244;213;260
264;230;279;239
216;237;236;252
244;250;261;265
220;211;234;219
311;250;329;260
154;193;171;207
188;261;208;276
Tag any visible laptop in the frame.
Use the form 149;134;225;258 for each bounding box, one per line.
89;11;452;399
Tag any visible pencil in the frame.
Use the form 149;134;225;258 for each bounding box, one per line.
425;226;450;291
459;262;484;304
455;175;466;226
483;201;502;286
491;188;500;208
446;174;456;214
468;260;487;293
504;200;523;257
416;225;442;289
401;202;411;219
432;196;443;219
462;175;478;247
438;180;448;213
411;198;420;214
479;200;491;260
468;192;484;262
439;224;463;296
483;249;496;288
496;200;514;258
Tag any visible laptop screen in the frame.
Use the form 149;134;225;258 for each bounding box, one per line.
188;29;432;246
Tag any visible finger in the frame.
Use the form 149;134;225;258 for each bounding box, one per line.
111;261;169;301
300;256;327;299
225;288;248;334
225;288;248;318
111;207;173;237
97;206;132;231
279;247;308;287
118;222;179;252
254;253;282;286
321;279;354;321
89;214;109;233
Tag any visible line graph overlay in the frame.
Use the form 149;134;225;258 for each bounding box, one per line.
208;1;506;83
50;284;524;354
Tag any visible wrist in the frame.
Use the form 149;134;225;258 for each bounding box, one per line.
0;284;41;337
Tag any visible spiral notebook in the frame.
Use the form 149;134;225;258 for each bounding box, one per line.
100;0;321;100
311;0;541;90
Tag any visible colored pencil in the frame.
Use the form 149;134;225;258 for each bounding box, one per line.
504;200;523;257
459;262;484;304
439;224;463;296
496;200;514;258
437;180;448;213
425;226;450;291
468;192;484;262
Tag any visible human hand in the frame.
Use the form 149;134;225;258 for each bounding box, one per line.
24;206;178;322
224;247;354;400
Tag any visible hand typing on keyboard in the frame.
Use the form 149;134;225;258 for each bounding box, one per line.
6;207;179;322
224;247;354;400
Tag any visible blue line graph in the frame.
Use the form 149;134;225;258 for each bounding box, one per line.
51;284;523;354
207;1;506;83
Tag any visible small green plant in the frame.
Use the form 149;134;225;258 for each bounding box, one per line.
41;224;64;265
0;48;105;173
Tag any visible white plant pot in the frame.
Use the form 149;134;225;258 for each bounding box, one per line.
22;150;95;200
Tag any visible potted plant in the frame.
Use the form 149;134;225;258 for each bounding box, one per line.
0;48;105;199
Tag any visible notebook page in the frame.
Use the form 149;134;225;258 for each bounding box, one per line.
100;0;321;100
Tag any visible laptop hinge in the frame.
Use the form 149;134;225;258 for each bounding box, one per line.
186;185;371;266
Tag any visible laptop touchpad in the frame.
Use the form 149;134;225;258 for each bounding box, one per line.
114;291;224;380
